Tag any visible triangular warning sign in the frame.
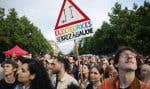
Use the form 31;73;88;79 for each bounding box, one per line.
55;0;90;30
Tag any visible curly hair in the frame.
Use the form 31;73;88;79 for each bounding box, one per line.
1;59;18;68
23;59;54;89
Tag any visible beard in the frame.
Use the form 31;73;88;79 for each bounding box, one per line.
119;64;137;71
52;69;60;74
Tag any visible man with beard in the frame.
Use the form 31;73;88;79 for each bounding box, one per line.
101;47;150;89
52;56;79;89
0;59;18;89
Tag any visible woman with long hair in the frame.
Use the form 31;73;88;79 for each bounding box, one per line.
86;65;104;89
80;64;90;89
14;58;54;89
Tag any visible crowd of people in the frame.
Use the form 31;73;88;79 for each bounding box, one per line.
0;47;149;89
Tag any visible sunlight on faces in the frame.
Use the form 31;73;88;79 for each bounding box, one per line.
118;50;137;71
17;63;35;84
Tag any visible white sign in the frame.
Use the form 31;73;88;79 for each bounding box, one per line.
54;0;93;43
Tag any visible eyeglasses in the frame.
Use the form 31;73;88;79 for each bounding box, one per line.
120;53;137;59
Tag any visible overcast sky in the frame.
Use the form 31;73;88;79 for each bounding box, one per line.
0;0;147;54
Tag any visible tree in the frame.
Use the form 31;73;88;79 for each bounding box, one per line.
0;8;53;58
135;1;150;55
79;1;150;55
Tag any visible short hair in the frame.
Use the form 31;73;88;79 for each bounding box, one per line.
56;56;70;72
114;47;137;65
1;59;18;68
69;55;77;61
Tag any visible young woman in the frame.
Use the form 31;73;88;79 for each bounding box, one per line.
86;65;104;89
80;64;90;89
14;58;54;89
140;63;150;86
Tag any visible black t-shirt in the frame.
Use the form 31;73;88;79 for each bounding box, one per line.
0;79;18;89
86;83;94;89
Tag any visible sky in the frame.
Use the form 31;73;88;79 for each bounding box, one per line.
0;0;148;54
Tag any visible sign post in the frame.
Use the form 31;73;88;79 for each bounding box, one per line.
54;0;93;85
54;0;93;43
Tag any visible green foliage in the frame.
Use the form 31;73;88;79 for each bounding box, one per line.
0;8;53;58
79;1;150;55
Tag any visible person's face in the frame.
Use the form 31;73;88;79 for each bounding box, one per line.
3;64;16;76
17;63;35;84
82;65;89;74
118;50;137;71
108;65;118;78
140;64;150;78
91;56;96;63
101;58;109;70
101;58;109;65
68;57;75;65
46;63;52;69
51;60;62;74
90;67;102;82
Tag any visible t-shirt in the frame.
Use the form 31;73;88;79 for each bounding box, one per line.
0;79;18;89
56;73;79;89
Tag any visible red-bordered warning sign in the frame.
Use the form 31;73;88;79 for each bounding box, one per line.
54;0;93;43
55;0;90;30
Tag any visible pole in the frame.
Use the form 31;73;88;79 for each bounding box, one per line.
74;40;83;86
74;40;79;60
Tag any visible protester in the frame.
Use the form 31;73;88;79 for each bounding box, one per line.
79;64;90;89
0;59;4;80
45;56;56;87
52;56;79;89
86;65;104;89
104;64;118;78
100;47;150;89
15;57;28;71
68;56;79;81
46;57;55;77
89;56;97;68
140;63;150;86
1;45;150;89
0;59;18;89
99;55;109;71
14;59;54;89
